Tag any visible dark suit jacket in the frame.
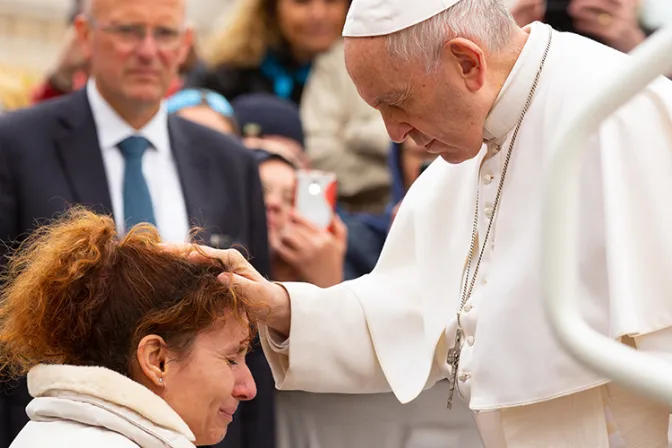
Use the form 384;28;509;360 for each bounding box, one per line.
0;90;275;448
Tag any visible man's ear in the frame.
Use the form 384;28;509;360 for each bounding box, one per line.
177;26;194;67
73;14;94;60
442;38;487;92
136;334;169;388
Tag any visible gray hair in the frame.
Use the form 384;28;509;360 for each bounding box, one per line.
386;0;516;71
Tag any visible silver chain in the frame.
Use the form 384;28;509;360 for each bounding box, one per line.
456;32;553;329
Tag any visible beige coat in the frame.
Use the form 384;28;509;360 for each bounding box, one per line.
301;40;391;214
11;364;195;448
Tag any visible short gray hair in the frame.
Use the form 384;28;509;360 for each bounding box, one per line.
386;0;516;71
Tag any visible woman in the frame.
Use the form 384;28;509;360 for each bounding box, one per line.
0;208;264;448
191;0;349;104
193;0;392;213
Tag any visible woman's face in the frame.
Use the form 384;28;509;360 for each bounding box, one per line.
276;0;348;61
259;159;296;250
160;318;256;446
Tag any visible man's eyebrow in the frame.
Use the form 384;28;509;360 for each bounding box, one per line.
374;90;409;108
374;92;402;107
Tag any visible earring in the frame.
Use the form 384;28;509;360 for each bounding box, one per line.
159;378;164;385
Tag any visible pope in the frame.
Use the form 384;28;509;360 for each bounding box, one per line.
186;0;672;445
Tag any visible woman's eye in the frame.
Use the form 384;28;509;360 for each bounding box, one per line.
226;358;239;366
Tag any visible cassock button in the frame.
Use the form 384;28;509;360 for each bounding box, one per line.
459;372;471;382
467;336;474;346
463;304;472;312
484;206;493;219
482;173;494;184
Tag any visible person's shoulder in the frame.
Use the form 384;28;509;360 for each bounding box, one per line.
0;90;81;133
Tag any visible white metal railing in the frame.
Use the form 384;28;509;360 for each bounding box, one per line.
542;27;672;404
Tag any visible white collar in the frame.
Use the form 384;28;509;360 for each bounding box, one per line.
483;22;552;144
27;364;195;443
86;79;170;155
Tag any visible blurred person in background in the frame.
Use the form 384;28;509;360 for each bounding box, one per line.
167;88;239;135
1;209;262;448
0;0;271;446
507;0;653;53
232;93;347;287
190;0;349;104
194;0;393;214
300;39;392;214
256;150;347;288
233;93;310;169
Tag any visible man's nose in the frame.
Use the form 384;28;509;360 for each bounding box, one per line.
135;32;160;58
233;363;257;401
383;116;413;144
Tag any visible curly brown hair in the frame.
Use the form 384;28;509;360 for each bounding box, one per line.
0;207;266;379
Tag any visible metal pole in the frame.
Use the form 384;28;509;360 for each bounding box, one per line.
542;27;672;404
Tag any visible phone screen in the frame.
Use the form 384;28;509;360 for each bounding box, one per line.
294;171;337;230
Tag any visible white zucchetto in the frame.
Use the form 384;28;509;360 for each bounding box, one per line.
342;0;463;37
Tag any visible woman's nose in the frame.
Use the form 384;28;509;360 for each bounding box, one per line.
309;0;329;20
232;363;257;401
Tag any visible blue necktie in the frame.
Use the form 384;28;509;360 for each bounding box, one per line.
118;136;156;230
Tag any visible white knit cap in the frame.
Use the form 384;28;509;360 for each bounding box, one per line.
342;0;463;38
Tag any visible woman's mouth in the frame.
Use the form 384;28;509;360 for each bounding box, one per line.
219;407;236;421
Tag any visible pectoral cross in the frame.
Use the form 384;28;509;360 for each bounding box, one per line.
446;328;463;409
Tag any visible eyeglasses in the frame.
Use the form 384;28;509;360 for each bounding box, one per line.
166;89;235;119
88;18;184;50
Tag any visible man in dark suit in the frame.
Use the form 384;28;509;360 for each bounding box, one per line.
0;0;275;447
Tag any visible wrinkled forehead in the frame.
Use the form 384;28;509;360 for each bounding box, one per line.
89;0;186;24
344;37;406;107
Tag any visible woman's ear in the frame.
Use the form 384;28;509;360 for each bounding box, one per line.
136;334;169;388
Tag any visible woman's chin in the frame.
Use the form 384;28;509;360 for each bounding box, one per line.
195;431;227;447
193;423;229;446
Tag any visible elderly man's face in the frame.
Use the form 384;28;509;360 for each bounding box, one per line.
345;37;491;164
76;0;191;108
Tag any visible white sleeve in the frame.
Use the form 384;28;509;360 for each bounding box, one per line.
259;192;447;401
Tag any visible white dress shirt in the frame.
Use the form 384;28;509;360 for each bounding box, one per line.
87;80;190;243
260;22;672;446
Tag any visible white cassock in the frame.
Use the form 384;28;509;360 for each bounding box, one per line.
260;22;672;447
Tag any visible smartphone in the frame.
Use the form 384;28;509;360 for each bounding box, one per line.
294;170;338;230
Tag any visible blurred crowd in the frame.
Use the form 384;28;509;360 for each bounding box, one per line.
0;0;670;447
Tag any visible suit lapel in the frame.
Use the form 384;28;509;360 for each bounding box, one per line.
53;90;113;216
168;115;212;230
